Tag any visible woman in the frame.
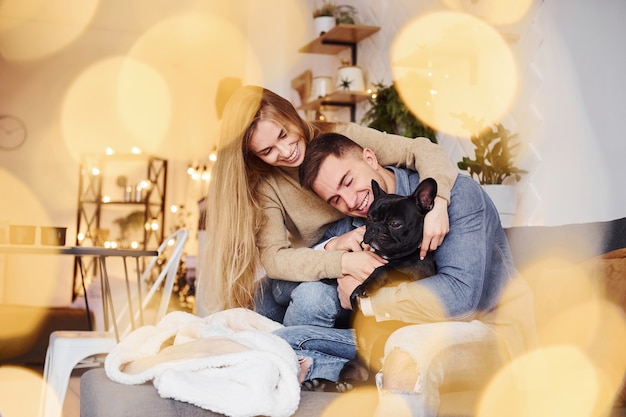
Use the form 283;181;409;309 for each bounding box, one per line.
196;85;458;319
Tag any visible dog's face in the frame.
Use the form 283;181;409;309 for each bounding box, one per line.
363;178;437;260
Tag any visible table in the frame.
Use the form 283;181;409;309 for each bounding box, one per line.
0;245;158;337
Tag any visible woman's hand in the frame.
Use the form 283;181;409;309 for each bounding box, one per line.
420;196;450;260
340;251;387;282
325;226;369;252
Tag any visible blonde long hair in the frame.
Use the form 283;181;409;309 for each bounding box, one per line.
196;85;334;316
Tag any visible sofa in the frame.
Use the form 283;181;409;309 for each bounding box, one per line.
80;217;626;417
0;305;92;364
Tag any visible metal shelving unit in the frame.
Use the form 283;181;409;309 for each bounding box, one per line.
73;153;167;299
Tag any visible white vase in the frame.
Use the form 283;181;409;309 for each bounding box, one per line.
314;16;335;37
336;65;365;92
311;76;334;99
482;184;517;228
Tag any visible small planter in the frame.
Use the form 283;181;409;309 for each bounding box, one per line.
314;16;335;36
336;65;365;92
482;184;517;228
9;225;36;245
334;5;357;24
311;76;334;99
41;226;67;246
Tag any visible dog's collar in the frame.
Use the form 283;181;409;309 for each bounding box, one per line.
366;240;424;261
378;246;422;261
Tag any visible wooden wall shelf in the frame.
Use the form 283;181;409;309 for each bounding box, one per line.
299;24;380;64
299;90;371;110
299;90;371;121
296;23;380;122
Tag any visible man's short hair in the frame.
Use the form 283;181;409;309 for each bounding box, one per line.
299;132;364;190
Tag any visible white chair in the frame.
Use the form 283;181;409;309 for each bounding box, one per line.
38;228;189;417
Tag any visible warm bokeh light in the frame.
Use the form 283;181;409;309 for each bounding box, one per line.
118;58;171;149
0;306;47;361
478;254;626;416
441;0;533;25
126;11;263;157
0;366;48;417
321;386;380;417
61;56;169;160
391;11;518;138
478;346;599;417
0;168;66;306
0;0;98;61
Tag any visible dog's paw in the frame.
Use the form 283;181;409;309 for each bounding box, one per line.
301;378;355;393
301;378;330;392
335;380;355;393
339;358;371;384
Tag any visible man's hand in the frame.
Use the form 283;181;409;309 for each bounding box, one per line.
325;226;369;252
340;251;387;282
337;275;362;310
420;196;450;260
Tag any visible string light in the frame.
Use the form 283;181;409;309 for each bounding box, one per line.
187;164;212;181
209;146;218;162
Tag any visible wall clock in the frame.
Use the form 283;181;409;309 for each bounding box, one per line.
0;114;27;150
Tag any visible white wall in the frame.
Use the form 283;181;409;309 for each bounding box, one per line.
302;0;626;226
0;0;624;305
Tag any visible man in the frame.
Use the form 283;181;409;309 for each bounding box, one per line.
281;133;537;416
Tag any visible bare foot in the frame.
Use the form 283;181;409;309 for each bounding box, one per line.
298;356;312;383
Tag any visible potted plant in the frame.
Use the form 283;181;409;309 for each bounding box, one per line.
361;82;437;143
312;1;336;36
457;120;528;227
334;5;357;24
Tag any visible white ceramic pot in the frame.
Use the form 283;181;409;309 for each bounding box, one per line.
313;16;335;37
311;76;334;99
482;184;517;228
336;65;365;92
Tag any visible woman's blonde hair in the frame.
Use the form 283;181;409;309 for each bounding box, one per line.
196;85;334;315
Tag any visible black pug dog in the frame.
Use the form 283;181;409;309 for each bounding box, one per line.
338;177;438;385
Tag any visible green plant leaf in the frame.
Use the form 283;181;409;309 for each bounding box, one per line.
455;117;527;184
361;82;437;143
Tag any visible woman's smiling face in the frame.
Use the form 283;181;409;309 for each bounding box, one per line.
248;119;306;168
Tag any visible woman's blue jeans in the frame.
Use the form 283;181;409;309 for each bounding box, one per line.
273;325;356;381
255;277;345;327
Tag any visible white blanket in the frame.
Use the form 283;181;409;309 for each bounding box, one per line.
104;308;301;417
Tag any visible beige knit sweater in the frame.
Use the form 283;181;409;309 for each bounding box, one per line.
255;123;458;282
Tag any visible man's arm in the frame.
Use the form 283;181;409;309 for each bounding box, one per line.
421;196;450;259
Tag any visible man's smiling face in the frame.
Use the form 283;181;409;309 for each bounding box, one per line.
311;148;390;218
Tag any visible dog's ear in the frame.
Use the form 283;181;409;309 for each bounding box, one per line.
371;179;386;199
412;178;437;213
